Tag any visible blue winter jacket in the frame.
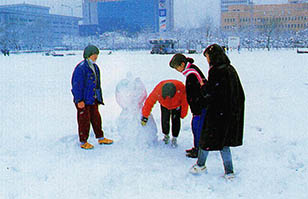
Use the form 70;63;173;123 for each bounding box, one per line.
71;60;104;105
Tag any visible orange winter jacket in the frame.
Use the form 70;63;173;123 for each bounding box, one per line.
142;80;188;119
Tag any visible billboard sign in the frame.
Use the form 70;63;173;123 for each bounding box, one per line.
159;0;167;32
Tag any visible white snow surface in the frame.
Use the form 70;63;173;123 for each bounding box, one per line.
1;49;308;199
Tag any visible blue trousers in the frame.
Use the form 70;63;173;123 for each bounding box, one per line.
197;146;234;174
191;109;206;149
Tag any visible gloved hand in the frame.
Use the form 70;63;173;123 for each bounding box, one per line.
141;116;148;126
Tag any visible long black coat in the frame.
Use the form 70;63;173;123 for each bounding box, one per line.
199;64;245;151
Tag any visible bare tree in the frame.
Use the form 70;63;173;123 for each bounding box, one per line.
259;16;282;51
199;16;215;47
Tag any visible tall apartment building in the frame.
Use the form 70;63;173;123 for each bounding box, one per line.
0;3;81;48
82;0;98;25
80;0;174;36
221;2;308;32
221;0;253;13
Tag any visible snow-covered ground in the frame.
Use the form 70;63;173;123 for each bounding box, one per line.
1;49;307;199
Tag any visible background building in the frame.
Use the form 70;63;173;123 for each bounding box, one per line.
0;3;81;49
289;0;308;3
221;0;253;13
80;0;174;36
80;0;99;36
221;1;308;32
82;0;98;25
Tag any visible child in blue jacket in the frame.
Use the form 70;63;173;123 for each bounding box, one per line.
71;45;113;149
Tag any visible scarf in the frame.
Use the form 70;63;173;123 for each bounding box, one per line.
182;63;204;85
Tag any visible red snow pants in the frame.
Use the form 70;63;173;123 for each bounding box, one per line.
76;102;104;143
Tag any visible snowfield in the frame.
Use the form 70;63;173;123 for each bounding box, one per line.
1;49;307;199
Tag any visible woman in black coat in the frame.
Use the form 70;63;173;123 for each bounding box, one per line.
190;44;245;179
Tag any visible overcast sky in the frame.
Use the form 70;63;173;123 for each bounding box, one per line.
0;0;288;28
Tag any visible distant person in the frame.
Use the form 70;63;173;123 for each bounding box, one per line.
189;44;245;179
141;80;188;147
169;54;207;158
1;49;6;56
71;45;113;150
222;46;226;53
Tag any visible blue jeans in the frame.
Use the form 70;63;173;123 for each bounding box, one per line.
197;146;234;174
191;109;206;149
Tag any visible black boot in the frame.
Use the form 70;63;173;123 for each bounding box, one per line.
186;148;198;158
186;147;196;153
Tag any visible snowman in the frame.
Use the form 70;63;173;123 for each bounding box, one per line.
115;73;158;149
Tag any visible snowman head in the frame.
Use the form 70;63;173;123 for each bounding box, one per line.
115;73;147;112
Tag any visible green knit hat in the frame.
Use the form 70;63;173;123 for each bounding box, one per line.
162;83;176;99
83;45;99;59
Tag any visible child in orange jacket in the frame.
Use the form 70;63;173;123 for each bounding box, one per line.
141;80;188;147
